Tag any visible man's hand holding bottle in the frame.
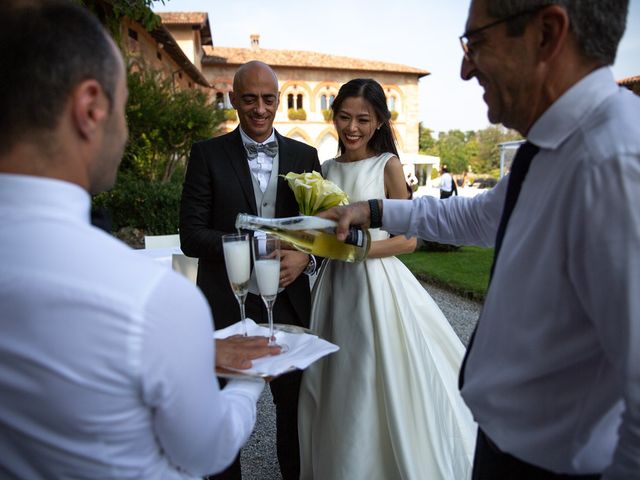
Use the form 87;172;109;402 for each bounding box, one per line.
317;199;381;243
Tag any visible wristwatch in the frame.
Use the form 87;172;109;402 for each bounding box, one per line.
368;198;382;229
303;255;317;275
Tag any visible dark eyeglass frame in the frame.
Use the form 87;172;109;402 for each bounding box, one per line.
459;5;549;61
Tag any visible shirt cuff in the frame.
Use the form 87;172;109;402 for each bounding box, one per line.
224;378;265;402
381;199;414;236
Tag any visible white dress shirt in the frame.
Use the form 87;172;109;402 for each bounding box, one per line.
0;174;264;479
440;172;454;192
382;68;640;478
240;127;276;193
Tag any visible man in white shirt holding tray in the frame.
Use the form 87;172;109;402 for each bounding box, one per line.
0;1;284;478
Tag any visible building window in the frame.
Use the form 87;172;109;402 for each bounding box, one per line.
285;86;307;120
388;95;396;112
287;93;304;109
128;28;138;52
320;93;336;111
215;92;224;109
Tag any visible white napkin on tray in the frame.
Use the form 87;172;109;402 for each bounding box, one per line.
214;318;339;377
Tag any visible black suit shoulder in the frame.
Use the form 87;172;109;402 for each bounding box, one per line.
193;130;239;151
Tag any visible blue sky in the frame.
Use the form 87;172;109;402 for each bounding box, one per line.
154;0;640;134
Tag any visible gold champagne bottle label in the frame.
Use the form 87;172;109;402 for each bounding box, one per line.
235;214;370;263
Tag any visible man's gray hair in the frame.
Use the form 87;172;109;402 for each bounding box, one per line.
487;0;628;65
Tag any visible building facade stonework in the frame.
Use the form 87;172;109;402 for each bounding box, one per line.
157;12;436;174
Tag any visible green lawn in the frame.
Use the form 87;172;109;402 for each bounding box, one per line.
397;246;493;301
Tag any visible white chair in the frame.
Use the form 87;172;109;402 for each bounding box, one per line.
144;234;180;249
172;254;198;284
143;234;198;284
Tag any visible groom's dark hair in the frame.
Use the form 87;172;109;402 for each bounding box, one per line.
0;0;119;154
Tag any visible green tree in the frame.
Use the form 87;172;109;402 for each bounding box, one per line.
93;61;223;235
123;61;223;183
77;0;161;38
418;122;437;154
471;126;522;175
418;124;521;178
436;130;468;174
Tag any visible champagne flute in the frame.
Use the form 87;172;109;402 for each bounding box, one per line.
222;233;251;336
252;234;288;352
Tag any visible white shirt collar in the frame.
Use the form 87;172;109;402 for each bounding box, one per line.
0;173;91;224
239;126;276;146
528;67;618;150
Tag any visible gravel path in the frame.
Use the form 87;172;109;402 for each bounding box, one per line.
239;281;482;479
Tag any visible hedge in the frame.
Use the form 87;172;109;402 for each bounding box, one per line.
92;173;182;235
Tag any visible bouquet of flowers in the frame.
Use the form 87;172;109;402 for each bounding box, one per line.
283;171;349;216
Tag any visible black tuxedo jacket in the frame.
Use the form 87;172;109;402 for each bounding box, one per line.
180;128;321;330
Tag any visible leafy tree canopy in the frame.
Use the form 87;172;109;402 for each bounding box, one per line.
76;0;162;38
419;123;521;176
123;60;223;183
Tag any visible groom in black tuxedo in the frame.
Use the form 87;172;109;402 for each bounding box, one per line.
180;60;321;480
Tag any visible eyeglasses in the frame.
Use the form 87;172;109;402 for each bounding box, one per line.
459;5;548;61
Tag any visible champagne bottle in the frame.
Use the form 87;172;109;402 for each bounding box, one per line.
235;213;371;263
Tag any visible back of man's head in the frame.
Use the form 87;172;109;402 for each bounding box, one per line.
0;0;119;155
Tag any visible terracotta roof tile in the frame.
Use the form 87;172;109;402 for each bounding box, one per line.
158;11;212;46
157;12;207;26
202;46;430;77
618;75;640;86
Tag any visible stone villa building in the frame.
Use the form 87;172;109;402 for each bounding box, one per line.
118;9;637;189
198;35;430;164
126;10;439;183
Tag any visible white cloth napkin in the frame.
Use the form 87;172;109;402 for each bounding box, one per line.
214;319;339;377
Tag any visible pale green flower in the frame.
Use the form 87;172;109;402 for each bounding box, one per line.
283;171;349;215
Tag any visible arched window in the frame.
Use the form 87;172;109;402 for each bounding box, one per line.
320;94;335;110
215;92;224;109
283;85;308;119
388;95;396;112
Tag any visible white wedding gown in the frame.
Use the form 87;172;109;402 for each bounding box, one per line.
298;153;476;480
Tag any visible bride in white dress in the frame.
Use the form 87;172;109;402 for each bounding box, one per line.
298;78;476;480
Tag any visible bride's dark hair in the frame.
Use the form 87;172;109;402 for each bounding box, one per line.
331;78;400;158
